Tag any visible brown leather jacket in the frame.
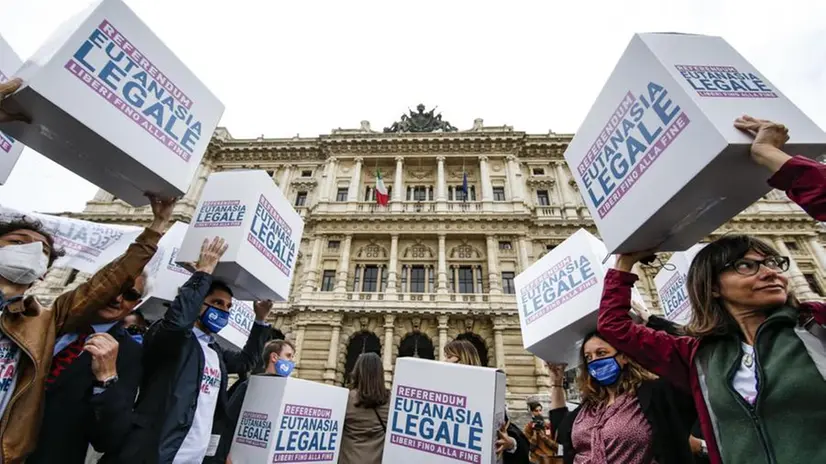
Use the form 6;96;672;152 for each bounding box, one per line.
0;228;160;463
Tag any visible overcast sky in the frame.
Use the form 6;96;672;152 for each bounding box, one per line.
0;0;824;214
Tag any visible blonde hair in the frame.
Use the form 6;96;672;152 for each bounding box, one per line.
443;339;482;366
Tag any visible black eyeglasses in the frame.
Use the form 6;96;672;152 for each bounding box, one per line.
121;288;143;302
723;256;790;276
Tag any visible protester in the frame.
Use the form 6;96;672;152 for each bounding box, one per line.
443;339;482;365
339;352;390;464
444;339;530;464
547;332;695;464
522;401;556;464
100;237;272;464
27;271;150;463
0;195;172;463
207;338;296;464
597;116;826;464
121;309;148;345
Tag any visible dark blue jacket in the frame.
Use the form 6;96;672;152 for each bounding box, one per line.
101;271;268;463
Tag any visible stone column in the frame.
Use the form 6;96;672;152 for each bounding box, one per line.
437;234;448;295
808;237;826;273
387;234;399;293
319;157;338;202
505;155;523;202
493;316;506;370
383;314;396;385
323;314;343;384
555;162;578;218
774;238;816;299
293;320;307;376
479;156;493;206
392;156;404;212
436;156;447;212
518;237;531;272
535;356;550;388
279;164;294;198
347;157;363;202
302;236;324;293
486;235;502;294
438;314;449;361
334;235;353;296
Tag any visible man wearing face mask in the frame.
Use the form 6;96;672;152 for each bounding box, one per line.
207;339;296;464
101;237;272;464
122;310;148;345
0;197;173;462
28;272;150;464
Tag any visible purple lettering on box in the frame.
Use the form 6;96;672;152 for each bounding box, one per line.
519;255;598;324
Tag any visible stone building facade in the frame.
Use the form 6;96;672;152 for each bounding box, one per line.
32;107;826;416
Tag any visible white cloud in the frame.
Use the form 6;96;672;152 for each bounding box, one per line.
0;0;823;213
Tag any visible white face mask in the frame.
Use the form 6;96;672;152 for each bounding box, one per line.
0;242;48;285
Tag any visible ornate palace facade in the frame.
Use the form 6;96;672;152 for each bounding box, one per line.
33;106;826;413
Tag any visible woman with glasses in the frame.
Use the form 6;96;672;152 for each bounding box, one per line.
596;116;826;464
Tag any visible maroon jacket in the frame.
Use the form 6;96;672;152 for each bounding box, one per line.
597;155;826;464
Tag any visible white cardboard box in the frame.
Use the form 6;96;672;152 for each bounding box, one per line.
0;35;24;185
515;229;647;366
563;33;826;254
654;244;707;325
1;0;224;206
215;299;256;351
229;376;348;464
176;170;304;301
382;358;506;464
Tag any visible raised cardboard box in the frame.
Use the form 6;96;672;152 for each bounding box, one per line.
176;170;304;301
563;33;826;254
383;358;506;464
654;244;707;325
1;0;224;206
229;376;348;464
0;35;24;185
515;229;647;366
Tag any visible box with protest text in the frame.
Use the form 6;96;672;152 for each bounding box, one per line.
382;357;506;464
1;0;224;206
0;35;24;185
176;170;304;301
515;229;647;366
654;244;707;325
229;375;348;464
564;33;826;254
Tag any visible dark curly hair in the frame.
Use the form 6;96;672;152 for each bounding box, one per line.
0;219;64;266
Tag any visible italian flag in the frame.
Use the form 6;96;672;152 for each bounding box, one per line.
375;169;389;206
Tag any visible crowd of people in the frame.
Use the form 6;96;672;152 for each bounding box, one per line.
0;74;824;463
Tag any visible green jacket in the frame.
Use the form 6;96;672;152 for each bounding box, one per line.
697;307;826;464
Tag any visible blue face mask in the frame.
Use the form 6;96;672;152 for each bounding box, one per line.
275;359;295;377
588;356;622;386
130;334;144;345
200;306;230;333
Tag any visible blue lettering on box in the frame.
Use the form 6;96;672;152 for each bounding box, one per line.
64;19;204;161
519;255;598;325
576;82;691;219
675;65;777;99
194;200;246;228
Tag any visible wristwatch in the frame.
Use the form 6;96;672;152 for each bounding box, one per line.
93;375;119;389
